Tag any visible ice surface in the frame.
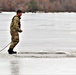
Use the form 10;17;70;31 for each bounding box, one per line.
1;12;76;52
0;57;76;75
0;12;76;75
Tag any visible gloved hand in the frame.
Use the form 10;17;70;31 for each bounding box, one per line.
19;30;23;33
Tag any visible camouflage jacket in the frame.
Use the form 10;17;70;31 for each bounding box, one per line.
10;15;22;33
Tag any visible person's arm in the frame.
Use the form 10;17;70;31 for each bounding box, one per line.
13;17;22;32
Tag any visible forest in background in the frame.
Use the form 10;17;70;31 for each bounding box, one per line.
0;0;76;12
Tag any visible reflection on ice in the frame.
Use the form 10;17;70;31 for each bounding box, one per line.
0;56;76;75
10;60;19;75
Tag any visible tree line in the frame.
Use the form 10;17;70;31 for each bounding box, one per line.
0;0;76;12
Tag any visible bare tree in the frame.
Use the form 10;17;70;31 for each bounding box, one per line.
0;0;76;12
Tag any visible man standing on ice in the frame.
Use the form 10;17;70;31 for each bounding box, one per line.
8;10;23;54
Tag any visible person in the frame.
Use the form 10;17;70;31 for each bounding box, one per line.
8;10;23;54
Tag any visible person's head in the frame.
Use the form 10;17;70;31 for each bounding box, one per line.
16;10;22;16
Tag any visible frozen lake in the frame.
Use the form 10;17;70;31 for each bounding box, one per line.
1;12;76;52
0;12;76;75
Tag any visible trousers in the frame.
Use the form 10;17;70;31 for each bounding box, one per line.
9;31;19;49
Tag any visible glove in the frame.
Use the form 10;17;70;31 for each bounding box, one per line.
19;30;23;33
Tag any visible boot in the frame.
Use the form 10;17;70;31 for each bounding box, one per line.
8;48;17;54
